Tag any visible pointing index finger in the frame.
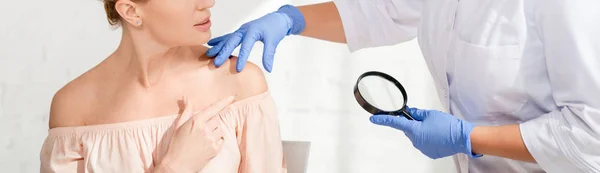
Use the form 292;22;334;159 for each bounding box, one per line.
193;96;236;123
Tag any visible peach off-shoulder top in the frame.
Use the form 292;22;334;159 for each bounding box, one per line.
40;91;286;173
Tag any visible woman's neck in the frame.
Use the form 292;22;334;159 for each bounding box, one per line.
110;28;207;88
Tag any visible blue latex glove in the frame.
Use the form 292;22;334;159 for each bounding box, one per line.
370;107;483;159
206;5;306;72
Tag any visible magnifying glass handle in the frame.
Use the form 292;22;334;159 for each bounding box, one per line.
401;110;416;120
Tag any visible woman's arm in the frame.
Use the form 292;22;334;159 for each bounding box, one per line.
148;163;175;173
41;81;90;173
236;98;286;173
232;62;285;172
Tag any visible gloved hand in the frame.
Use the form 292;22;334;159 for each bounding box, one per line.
206;5;306;72
369;107;483;159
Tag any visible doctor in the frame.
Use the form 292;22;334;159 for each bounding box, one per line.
206;1;600;173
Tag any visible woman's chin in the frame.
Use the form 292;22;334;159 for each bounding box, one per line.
189;34;211;45
180;38;211;47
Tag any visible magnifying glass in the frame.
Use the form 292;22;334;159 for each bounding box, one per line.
353;71;415;120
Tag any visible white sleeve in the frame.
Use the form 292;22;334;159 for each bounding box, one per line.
519;0;600;172
333;0;423;52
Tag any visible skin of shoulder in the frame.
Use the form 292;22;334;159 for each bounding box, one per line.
48;55;269;129
48;68;99;129
213;56;269;99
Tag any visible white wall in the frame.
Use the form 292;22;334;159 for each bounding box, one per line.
0;0;456;172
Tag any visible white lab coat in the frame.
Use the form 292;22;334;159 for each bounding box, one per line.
333;0;600;172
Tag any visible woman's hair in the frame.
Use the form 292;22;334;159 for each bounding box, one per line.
103;0;121;26
103;0;145;26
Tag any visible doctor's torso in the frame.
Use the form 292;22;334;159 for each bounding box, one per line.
417;0;550;172
337;0;599;171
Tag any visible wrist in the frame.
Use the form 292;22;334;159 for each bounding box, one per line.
461;120;483;158
154;164;170;173
277;4;306;35
155;156;186;173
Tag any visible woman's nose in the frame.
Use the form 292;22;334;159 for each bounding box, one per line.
197;0;215;9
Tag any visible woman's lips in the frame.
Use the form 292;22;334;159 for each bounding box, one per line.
194;19;211;31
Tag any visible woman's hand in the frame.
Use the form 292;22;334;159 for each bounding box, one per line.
153;96;235;173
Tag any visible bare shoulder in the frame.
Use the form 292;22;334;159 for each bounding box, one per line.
215;56;268;99
49;70;97;129
236;59;268;96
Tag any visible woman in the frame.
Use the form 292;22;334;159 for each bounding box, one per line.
39;0;286;172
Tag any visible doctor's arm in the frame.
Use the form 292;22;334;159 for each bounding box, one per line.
432;0;600;168
370;1;600;169
206;2;344;72
207;0;422;72
469;125;534;162
462;0;600;169
471;0;600;172
514;0;600;171
295;2;346;43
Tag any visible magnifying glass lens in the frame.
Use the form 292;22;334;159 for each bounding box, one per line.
357;75;405;112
